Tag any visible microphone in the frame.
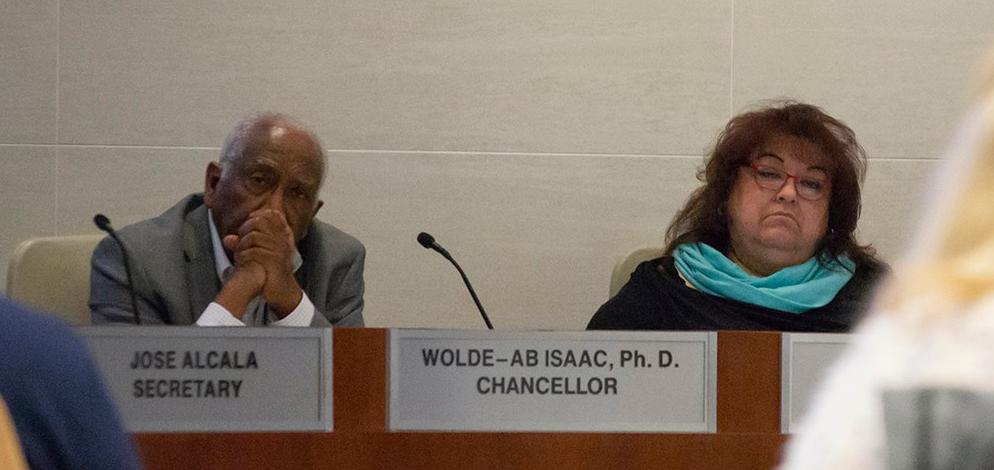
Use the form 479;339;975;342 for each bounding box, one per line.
417;232;494;330
94;214;142;325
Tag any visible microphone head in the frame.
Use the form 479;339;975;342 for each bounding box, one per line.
93;214;112;232
417;232;435;249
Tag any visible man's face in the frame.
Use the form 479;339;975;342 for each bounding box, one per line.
204;124;325;244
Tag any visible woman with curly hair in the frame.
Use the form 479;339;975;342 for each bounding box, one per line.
589;101;886;331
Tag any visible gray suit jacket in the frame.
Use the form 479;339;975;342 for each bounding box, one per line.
89;194;365;327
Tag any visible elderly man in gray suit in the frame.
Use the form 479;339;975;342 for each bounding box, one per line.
89;113;364;327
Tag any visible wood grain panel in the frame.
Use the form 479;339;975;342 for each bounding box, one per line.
134;329;790;469
333;328;387;431
716;331;781;433
136;432;787;470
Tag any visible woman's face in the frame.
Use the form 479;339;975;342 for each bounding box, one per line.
726;134;831;275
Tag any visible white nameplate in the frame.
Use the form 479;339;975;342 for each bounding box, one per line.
780;333;852;433
78;327;333;432
389;329;717;432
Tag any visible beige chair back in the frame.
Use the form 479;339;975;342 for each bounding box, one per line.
609;246;664;298
6;235;104;326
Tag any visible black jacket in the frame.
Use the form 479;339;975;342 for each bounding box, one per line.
587;256;887;332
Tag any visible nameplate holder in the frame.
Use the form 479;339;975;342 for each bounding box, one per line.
389;329;717;432
780;333;852;433
78;327;332;432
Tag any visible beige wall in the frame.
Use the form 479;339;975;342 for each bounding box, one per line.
2;1;992;329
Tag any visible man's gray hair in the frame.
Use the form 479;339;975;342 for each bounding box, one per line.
218;112;327;184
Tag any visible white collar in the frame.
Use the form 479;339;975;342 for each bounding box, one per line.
207;209;302;282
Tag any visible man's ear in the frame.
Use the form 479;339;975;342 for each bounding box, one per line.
204;162;222;206
312;200;324;218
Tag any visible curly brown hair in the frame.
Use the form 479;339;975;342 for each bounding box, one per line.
663;100;880;269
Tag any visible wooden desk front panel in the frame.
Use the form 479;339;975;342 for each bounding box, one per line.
135;329;787;469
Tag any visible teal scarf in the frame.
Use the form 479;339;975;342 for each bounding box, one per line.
672;242;855;314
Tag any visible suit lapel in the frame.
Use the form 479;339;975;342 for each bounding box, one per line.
297;226;322;297
183;204;221;322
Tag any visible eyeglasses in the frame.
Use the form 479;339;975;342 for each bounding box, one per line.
745;162;829;201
